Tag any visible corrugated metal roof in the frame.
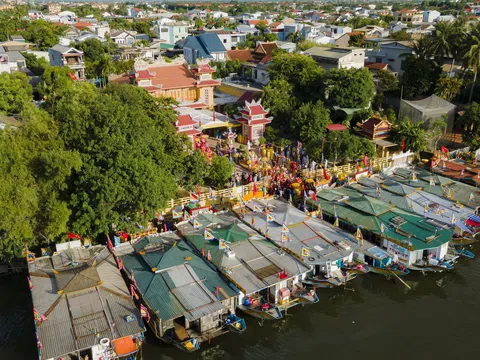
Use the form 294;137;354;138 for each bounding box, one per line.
29;246;145;359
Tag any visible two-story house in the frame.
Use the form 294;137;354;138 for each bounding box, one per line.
394;9;424;23
183;33;227;64
201;29;246;50
110;30;136;46
307;46;365;71
366;41;414;75
48;45;85;79
158;22;191;47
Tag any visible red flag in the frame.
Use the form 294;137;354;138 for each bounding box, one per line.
363;155;367;167
323;168;330;180
401;139;405;152
312;192;317;201
441;146;449;154
67;232;82;239
196;184;201;197
69;72;77;81
213;111;216;122
163;222;167;232
253;182;257;193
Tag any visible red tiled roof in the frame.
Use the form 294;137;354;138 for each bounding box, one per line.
247;19;267;25
259;55;271;64
191;63;216;73
135;70;155;79
253;42;278;56
269;21;282;28
326;124;347;131
149;65;197;89
74;21;94;29
180;129;202;136
237;117;271;125
177;114;196;127
365;62;388;70
361;117;382;130
236;90;255;105
226;49;254;62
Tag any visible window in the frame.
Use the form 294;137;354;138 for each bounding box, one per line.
223;39;227;43
387;58;395;62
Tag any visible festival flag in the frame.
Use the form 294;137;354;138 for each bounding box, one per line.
401;138;405;152
140;304;151;323
318;207;323;220
430;176;435;186
116;257;125;271
251;214;255;225
412;172;417;181
253;182;257;194
172;208;181;219
253;204;260;213
27;276;33;290
281;233;289;242
69;72;77;81
33;308;47;323
323;168;330;181
193;218;202;229
106;236;113;250
184;210;191;221
67;232;82;239
204;228;215;240
380;223;385;233
282;223;289;233
190;192;200;202
207;250;212;261
363;154;367;167
312;192;317;201
451;213;456;225
441;145;449;154
409;199;413;208
436;207;441;215
355;226;363;241
425;203;429;212
219;239;228;250
26;249;36;262
266;213;275;222
448;188;454;200
470;192;475;202
333;216;339;227
301;247;310;257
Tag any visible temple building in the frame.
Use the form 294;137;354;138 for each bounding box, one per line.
234;99;273;143
130;59;219;109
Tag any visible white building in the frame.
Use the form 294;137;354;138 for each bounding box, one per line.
366;41;414;75
307;46;365;71
423;10;441;23
158;22;191;46
48;45;85;79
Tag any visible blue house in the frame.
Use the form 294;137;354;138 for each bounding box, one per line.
183;33;227;64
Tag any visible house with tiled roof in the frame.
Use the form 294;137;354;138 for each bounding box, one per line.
110;30;137;46
234;99;272;142
267;21;285;40
358;116;392;140
307;46;365;71
28;244;145;360
226;49;254;62
251;41;278;62
117;232;238;351
131;59;219;109
48;44;85;80
183;33;227;64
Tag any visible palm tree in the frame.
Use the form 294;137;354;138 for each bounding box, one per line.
393;118;426;155
428;21;465;76
465;22;480;104
97;54;114;88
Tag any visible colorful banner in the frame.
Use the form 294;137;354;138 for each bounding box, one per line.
219;239;228;250
266;213;275;222
204;228;215;240
282;223;289;233
301;247;310;257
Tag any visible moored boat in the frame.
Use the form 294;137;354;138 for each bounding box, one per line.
225;314;247;333
165;324;200;352
451;236;478;246
238;295;283;320
454;248;475;259
291;284;319;304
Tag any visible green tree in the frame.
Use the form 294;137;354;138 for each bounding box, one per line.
54;83;183;236
178;149;210;189
21;51;49;76
377;69;399;92
194;17;204;29
296;40;319;51
465;22;480;104
0;107;81;260
262;78;298;129
75;38;107;62
391;117;427;154
209;156;234;187
292;101;331;144
38;66;73;110
429;20;465;76
460;102;480;148
401;56;442;98
390;30;411;41
0;72;32;114
326;68;375;108
435;76;463;102
385;106;397;124
348;33;364;47
21;20;60;50
96;53;114;87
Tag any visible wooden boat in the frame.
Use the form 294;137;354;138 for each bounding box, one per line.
165;324;200;352
342;262;370;275
354;243;410;276
451;237;478;246
302;278;337;288
291;284;319;304
408;259;454;272
455;248;475;259
367;264;410;276
238;296;282;320
303;271;357;288
225;314;247;333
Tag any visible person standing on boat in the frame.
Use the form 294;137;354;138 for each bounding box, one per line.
392;254;399;265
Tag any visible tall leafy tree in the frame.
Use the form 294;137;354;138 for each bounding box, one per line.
326;68;375;108
429;21;465;76
460;102;480;148
390;117;427;154
465;22;480;104
401;56;442;99
0;72;32;114
54;83;183;237
209;156;234;188
262;78;298;129
292;101;331;144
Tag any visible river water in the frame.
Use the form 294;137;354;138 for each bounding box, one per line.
2;245;479;360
